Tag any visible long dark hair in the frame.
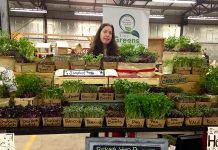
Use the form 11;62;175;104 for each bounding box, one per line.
89;23;118;56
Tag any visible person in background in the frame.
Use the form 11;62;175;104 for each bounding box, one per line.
201;49;209;65
89;23;125;138
89;23;119;56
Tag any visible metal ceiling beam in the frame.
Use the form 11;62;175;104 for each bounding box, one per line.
161;3;174;13
129;0;136;6
9;0;190;10
15;0;23;6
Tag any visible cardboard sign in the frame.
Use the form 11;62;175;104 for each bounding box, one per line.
63;70;104;76
0;133;15;150
86;137;168;150
160;74;187;86
207;127;218;150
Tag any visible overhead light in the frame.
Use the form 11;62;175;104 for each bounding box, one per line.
188;16;218;20
10;8;47;13
152;0;196;3
74;11;103;17
149;15;165;19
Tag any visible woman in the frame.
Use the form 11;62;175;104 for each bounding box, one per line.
89;23;119;56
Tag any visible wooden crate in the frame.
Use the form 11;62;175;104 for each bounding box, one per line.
0;56;15;70
163;52;201;61
173;82;200;93
148;38;165;63
15;63;37;73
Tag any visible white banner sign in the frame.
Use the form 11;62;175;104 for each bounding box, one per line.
207;127;218;150
103;5;150;46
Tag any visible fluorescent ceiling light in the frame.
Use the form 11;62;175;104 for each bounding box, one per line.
149;15;165;19
10;8;47;13
152;0;196;3
188;16;218;20
74;11;103;17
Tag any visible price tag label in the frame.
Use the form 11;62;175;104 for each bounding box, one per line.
0;133;15;150
207;127;218;150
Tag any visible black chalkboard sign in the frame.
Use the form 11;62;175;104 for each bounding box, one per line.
86;137;168;150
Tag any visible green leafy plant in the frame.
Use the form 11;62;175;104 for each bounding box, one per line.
63;104;84;118
61;80;83;93
191;57;208;68
164;36;178;51
163;59;174;67
81;85;98;93
173;56;192;68
83;104;105;118
129;82;150;94
166;109;184;118
15;73;45;98
182;108;203;117
0;85;10;98
82;53;103;62
105;105;125;117
113;79;132;94
41;86;63;100
172;94;195;103
201;108;218;117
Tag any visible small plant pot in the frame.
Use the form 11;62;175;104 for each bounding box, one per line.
146;119;166;128
55;61;69;69
176;102;195;110
85;61;101;69
70;60;85;69
43;98;61;105
175;67;191;75
115;93;125;100
203;117;218;126
63;93;80;101
42;117;62;127
162;66;173;74
38;64;55;73
185;117;202;126
15;63;37;73
19;117;40;127
106;117;125;127
84;118;103;127
63;118;82;127
81;93;97;101
0;118;18;127
195;101;212;108
166;118;184;127
98;92;114;100
126;118;145;128
192;67;204;75
103;62;118;69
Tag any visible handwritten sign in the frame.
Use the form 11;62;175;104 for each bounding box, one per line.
0;133;15;150
207;127;218;150
63;70;104;76
160;74;187;86
86;137;168;150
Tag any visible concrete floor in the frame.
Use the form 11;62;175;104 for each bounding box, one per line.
15;133;89;150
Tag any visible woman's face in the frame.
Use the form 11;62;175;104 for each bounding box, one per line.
100;25;113;46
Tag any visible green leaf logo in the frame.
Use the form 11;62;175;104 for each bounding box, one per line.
125;26;132;32
131;30;139;38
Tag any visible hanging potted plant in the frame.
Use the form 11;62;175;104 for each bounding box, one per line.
69;55;85;69
105;105;125;127
15;73;45;105
40;104;63;127
80;85;98;101
166;109;184;127
19;105;41;127
202;108;218;126
182;107;203;126
0;105;23;127
124;93;145;128
83;53;103;69
83;105;105;127
14;38;38;72
63;104;83;127
61;80;83;102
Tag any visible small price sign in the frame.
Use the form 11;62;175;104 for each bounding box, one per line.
207;127;218;150
0;133;15;150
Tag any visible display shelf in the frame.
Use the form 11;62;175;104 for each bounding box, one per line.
68;100;123;103
1;126;207;135
109;76;160;86
54;76;108;85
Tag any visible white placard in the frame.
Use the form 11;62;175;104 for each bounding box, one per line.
207;127;218;150
103;5;150;46
63;70;104;76
0;133;15;150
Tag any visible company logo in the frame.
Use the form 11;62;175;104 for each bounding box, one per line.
119;14;139;38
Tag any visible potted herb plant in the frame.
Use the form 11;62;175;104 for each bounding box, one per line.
63;104;83;127
129;82;150;94
172;94;195;110
102;56;119;69
124;93;145;128
19;105;41;127
41;86;63;104
195;95;211;108
105;105;125;127
0;105;23;127
191;57;207;75
37;55;55;73
162;59;174;74
83;104;105;127
173;56;192;74
80;85;98;101
98;86;114;101
53;55;70;70
61;80;83;102
182;107;203;126
113;79;131;100
202;108;218;126
83;53;103;69
40;104;63;127
166;109;184;127
15;73;45;105
164;36;178;51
